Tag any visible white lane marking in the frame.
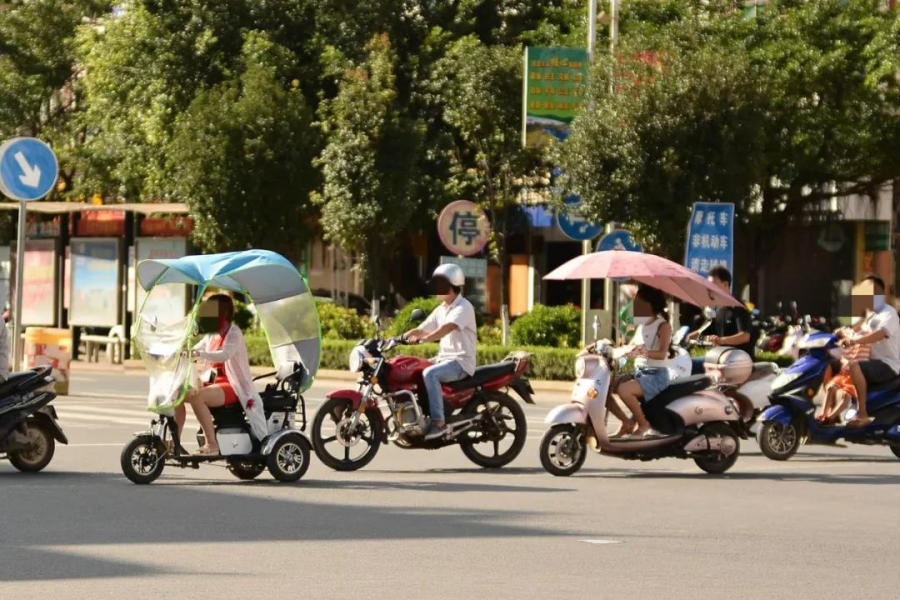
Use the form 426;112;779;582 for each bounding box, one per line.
64;392;148;401
581;540;623;545
57;406;158;418
53;413;165;427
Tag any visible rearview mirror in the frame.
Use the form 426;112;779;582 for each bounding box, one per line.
703;307;716;320
409;308;426;323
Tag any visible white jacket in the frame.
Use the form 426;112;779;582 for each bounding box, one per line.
193;326;267;440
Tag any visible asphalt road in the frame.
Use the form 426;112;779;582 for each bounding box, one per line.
1;369;899;600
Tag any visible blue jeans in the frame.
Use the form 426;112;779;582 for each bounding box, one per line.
422;360;468;423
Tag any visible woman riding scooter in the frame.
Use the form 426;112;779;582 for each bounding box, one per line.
590;285;673;438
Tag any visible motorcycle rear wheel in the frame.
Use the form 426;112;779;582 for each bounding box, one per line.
9;421;55;473
693;422;740;475
539;424;587;476
312;397;383;471
459;391;527;469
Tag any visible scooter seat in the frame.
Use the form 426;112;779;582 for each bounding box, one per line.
0;371;42;405
647;375;711;408
869;375;900;394
751;362;777;377
445;362;517;391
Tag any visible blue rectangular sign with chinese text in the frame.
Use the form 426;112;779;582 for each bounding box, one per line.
684;202;735;279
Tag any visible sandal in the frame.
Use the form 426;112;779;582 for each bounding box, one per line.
611;421;637;438
196;445;220;456
847;417;874;428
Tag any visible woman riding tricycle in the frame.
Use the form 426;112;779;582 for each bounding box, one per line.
120;250;321;484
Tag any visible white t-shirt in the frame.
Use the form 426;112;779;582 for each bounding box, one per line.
633;317;669;369
860;304;900;373
421;296;478;375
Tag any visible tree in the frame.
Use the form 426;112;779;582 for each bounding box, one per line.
433;36;543;337
314;34;423;305
0;0;110;202
560;0;900;294
166;33;319;258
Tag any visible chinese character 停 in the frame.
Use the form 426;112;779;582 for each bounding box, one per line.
449;211;482;247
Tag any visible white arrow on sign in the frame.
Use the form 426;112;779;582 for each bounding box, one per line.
14;151;41;188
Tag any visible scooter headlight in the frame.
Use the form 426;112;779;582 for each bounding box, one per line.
575;356;601;379
772;371;801;390
575;357;587;379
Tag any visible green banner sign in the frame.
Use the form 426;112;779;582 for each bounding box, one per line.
522;47;589;147
865;221;891;252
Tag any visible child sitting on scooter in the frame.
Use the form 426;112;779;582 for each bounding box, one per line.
818;343;869;424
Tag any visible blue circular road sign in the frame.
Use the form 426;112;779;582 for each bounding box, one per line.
0;137;59;202
597;229;643;253
556;195;603;241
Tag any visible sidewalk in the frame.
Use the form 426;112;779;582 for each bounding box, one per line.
71;360;573;401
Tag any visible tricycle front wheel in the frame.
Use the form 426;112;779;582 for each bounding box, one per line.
121;435;166;484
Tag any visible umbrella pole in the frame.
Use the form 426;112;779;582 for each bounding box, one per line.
580;239;591;345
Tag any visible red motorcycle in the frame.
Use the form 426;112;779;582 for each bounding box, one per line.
313;320;534;471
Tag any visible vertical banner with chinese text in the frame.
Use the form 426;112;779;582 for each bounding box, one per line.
523;47;589;147
684;202;735;279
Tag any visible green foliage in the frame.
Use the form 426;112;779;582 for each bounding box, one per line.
246;336;579;381
478;324;502;345
314;34;423;292
233;300;255;332
316;302;374;340
168;33;319;255
511;304;581;348
388;297;441;337
561;0;900;271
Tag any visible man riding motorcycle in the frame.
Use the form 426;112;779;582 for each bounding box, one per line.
406;264;478;440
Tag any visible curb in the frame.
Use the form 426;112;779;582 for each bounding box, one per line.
70;362;572;399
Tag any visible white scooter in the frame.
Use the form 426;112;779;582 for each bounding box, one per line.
539;342;747;476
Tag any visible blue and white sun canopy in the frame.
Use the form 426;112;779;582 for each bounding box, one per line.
137;250;321;386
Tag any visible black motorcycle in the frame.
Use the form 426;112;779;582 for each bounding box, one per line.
0;365;68;473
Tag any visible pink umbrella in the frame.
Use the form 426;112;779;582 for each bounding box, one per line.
544;251;742;307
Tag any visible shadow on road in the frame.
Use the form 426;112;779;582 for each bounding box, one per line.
571;468;900;485
0;470;577;582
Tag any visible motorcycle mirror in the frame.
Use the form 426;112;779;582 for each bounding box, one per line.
703;307;716;320
409;308;426;323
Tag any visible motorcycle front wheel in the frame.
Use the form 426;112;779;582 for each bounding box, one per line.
758;420;801;461
459;391;527;468
312;397;383;471
539;424;587;476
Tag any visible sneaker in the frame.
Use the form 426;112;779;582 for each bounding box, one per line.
424;423;449;440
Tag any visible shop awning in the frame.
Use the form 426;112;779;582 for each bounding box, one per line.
0;202;189;215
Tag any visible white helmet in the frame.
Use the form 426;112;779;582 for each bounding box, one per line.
432;263;465;287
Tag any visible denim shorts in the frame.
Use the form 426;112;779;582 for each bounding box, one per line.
635;367;671;401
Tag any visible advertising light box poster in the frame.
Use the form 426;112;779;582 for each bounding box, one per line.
21;239;58;326
70;238;121;327
135;237;188;323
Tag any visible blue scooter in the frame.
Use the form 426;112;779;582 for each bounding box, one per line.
758;331;900;460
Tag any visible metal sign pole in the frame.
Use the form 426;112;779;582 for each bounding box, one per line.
12;200;26;370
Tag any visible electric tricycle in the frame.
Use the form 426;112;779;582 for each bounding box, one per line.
120;250;321;484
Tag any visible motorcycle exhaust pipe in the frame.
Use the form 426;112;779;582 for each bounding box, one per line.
684;432;737;456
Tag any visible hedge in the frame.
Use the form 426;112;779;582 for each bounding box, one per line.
246;332;579;381
245;333;795;382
